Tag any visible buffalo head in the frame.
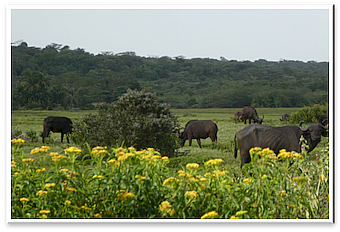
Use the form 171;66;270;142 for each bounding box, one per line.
299;121;329;151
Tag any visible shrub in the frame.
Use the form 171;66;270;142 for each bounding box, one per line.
72;89;180;156
287;103;328;124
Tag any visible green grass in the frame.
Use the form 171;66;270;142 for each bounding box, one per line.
11;108;328;177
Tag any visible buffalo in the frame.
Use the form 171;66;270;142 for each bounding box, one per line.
178;120;218;148
234;121;329;168
240;106;264;124
280;113;290;122
42;116;73;143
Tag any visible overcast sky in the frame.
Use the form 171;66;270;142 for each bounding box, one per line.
11;6;331;62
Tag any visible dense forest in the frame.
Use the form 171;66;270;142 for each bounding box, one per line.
11;42;329;110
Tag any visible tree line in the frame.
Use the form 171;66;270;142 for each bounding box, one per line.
11;42;329;110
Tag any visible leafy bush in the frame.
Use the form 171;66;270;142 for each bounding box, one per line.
287;103;328;123
11;138;329;219
72;89;180;156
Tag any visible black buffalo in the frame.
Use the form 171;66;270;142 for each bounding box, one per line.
240;106;264;124
280;113;290;122
234;121;328;168
42;116;73;143
179;120;218;148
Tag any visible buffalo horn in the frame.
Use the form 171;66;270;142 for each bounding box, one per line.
299;121;309;132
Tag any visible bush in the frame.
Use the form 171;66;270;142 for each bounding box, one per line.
287;103;328;124
72;89;180;156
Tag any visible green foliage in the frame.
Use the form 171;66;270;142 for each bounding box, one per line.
287;103;328;123
72;89;180;156
11;138;329;219
11;42;328;110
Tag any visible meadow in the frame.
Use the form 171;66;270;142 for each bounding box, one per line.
10;108;330;219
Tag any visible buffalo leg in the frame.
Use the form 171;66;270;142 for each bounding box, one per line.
42;130;50;143
188;138;192;146
66;134;70;143
61;133;64;143
197;139;202;149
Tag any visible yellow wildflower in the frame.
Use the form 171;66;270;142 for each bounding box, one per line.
11;138;25;144
159;201;172;212
138;176;147;181
42;214;48;219
280;190;287;196
185;190;198;198
60;168;69;172
36;168;46;173
92;175;104;179
163;177;180;186
39;210;51;214
319;174;325;182
94;213;102;218
20;197;29;202
201;211;219;219
64;146;82;155
243;178;254;183
230;216;240;219
186;163;200;170
30;147;41;155
65;200;71;204
65;187;77;192
116;190;135;200
162;156;169;161
49;152;59;157
36;190;48;196
45;183;55;188
205;159;223;166
107;159;120;166
22;158;34;162
235;210;248;216
293;176;307;182
167;208;176;216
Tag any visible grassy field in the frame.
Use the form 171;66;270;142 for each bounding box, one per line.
11;107;329;176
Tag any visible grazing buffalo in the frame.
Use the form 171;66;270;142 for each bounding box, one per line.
280;113;290;122
234;111;242;122
241;106;264;124
179;120;218;148
318;115;329;126
234;121;328;168
42;116;73;143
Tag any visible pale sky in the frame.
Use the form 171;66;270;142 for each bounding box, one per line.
11;6;331;62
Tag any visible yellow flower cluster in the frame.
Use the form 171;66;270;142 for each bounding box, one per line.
135;175;147;181
163;177;181;186
36;168;46;173
30;146;50;155
45;183;55;188
213;170;228;176
64;146;82;155
159;201;176;216
116;190;135;200
205;159;223;166
186;163;200;170
36;190;48;196
92;175;104;179
20;197;29;202
11;138;25;144
65;187;77;192
280;190;287;196
91;146;109;155
11;161;16;168
277;150;303;159
249;147;262;154
293;176;307;182
39;210;50;214
22;158;34;162
50;152;68;162
107;159;120;166
201;211;219;219
185;190;198;198
230;216;240;219
116;152;135;161
243;178;254;184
